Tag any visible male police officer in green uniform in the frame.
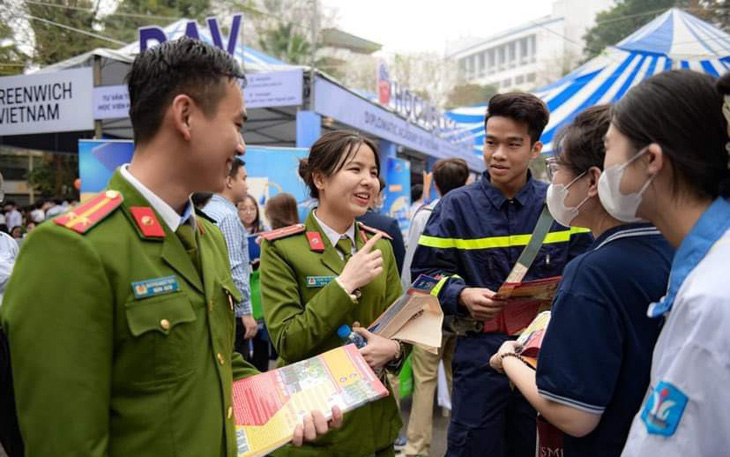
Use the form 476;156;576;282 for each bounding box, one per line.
0;37;340;457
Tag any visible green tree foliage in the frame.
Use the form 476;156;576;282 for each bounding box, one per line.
104;0;210;44
257;22;310;64
583;0;730;61
25;0;108;66
0;22;28;75
445;83;498;109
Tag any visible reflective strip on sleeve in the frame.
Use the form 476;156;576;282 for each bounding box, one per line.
419;226;590;251
430;274;461;297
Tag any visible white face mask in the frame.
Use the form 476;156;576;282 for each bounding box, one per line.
598;148;655;223
546;171;590;227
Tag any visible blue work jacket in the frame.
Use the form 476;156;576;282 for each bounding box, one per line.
411;171;593;317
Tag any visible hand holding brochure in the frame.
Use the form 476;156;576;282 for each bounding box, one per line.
515;311;551;368
367;274;444;354
232;345;388;457
485;276;561;336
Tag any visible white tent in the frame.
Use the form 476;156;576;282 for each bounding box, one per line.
447;8;730;155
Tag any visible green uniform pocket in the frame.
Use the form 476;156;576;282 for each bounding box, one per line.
124;293;198;383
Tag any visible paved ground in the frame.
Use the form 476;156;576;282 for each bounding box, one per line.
0;395;449;457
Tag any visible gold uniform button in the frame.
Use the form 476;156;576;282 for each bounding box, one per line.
209;299;215;311
227;406;233;419
160;319;170;331
217;353;225;365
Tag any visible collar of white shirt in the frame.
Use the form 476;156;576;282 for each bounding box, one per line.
119;164;195;232
312;209;356;252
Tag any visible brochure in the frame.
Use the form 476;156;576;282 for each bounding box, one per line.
482;276;561;336
232;345;388;457
515;311;551;368
367;274;444;354
512;311;565;457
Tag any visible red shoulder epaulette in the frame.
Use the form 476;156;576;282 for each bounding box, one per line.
358;222;393;240
259;223;306;242
54;190;123;234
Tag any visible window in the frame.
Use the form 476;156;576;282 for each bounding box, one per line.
530;35;537;61
520;38;528;58
527;73;537;82
503;78;512;88
516;75;525;85
478;52;486;76
498;46;506;67
488;49;495;74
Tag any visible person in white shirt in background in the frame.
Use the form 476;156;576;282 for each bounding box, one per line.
2;201;22;232
0;173;19;306
402;158;469;457
600;70;730;457
408;184;424;222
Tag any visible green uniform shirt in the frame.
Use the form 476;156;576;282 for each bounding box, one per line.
261;211;404;457
0;170;257;457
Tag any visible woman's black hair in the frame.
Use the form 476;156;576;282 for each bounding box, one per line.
553;104;611;174
298;130;380;199
612;70;730;199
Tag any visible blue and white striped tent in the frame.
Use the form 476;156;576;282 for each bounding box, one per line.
447;8;730;155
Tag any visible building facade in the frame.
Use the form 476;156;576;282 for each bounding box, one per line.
450;0;613;91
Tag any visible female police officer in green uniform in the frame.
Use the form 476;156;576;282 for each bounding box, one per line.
260;130;406;457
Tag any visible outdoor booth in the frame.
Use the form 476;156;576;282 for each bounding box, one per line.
0;14;479;232
446;8;730;156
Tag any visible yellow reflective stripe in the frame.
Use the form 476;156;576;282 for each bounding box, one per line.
431;274;461;297
419;227;589;251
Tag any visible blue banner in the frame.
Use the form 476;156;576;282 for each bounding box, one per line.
78;139;134;201
383;157;411;238
78;142;313;226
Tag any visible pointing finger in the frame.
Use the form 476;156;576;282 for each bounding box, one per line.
360;232;383;253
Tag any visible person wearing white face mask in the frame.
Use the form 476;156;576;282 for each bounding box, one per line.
490;105;673;457
601;70;730;457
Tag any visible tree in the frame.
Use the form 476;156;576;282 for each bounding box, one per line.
24;0;108;66
445;83;498;109
257;22;310;64
583;0;689;61
583;0;730;61
103;0;210;44
0;22;28;75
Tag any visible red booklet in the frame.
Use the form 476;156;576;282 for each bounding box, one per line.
485;276;561;335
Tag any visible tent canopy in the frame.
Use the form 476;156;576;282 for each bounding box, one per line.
447;8;730;155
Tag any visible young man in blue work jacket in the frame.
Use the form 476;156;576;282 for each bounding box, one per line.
410;93;592;457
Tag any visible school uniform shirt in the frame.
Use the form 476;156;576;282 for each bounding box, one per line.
535;223;673;457
621;197;730;457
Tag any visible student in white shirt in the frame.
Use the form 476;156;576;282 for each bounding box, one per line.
598;70;730;457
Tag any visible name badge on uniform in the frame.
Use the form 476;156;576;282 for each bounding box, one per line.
131;275;180;299
641;381;688;437
306;276;335;288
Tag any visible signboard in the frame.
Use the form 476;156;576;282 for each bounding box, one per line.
78;140;313;224
78;140;135;201
243;146;311;225
0;68;93;136
87;70;300;120
383;157;411;238
314;77;483;171
93;85;130;120
244;70;303;109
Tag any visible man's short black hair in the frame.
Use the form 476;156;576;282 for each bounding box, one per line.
484;92;550;144
411;184;423;202
433;158;469;196
228;157;245;179
126;36;246;145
